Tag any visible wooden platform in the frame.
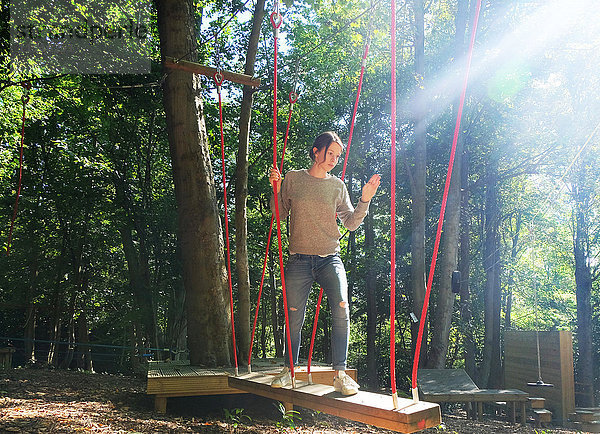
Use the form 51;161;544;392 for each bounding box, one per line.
229;372;441;433
147;360;356;413
418;369;529;425
147;360;441;432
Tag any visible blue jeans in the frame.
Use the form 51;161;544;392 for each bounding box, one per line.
283;253;349;371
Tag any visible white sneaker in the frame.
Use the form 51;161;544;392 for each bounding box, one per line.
333;371;360;396
271;367;292;388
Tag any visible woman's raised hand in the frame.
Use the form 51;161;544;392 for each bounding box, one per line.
269;167;283;193
361;174;381;202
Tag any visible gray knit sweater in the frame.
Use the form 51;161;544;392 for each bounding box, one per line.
270;169;370;256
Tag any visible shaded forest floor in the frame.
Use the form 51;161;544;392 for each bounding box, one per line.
0;367;585;433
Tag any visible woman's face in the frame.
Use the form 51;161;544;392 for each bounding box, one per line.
313;142;343;173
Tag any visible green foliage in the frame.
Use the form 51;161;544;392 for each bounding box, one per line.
274;401;301;430
223;407;252;429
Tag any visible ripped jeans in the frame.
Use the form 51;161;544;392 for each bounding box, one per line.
283;253;349;371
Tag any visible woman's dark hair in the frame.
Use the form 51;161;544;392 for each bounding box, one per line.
309;131;344;161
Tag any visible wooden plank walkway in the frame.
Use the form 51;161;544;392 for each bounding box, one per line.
146;359;356;413
229;372;441;433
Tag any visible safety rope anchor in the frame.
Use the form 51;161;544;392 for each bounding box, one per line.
270;11;282;37
411;387;419;403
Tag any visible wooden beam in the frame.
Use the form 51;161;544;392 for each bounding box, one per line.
163;57;261;88
229;373;441;433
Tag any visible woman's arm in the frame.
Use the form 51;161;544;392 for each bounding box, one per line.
268;167;290;217
337;174;380;231
361;174;381;202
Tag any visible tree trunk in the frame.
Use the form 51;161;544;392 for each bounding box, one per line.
235;0;266;368
365;210;378;388
410;0;428;368
426;0;469;370
24;304;36;364
157;0;232;366
128;322;141;372
572;179;595;407
427;144;462;368
261;289;267;358
77;309;93;371
490;223;502;388
47;244;67;366
504;211;522;330
459;147;475;381
24;246;39;364
482;159;502;387
119;224;158;353
166;278;187;360
59;291;77;369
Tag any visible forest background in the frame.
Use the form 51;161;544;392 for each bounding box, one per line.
0;0;599;409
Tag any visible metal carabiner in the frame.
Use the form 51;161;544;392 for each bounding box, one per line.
270;11;283;29
213;70;224;88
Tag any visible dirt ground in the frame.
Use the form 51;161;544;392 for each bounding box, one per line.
0;367;585;433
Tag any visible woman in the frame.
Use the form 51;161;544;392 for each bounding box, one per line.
268;131;380;395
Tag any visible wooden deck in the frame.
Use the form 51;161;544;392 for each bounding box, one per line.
147;359;356;413
229;372;441;433
146;360;441;432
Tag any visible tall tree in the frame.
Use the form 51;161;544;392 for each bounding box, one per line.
410;0;428;367
481;155;503;388
426;0;469;369
459;147;475;380
157;0;232;366
571;162;596;407
235;0;266;367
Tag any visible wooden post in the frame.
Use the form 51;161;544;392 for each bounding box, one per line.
154;396;167;413
163;57;261;88
0;348;15;369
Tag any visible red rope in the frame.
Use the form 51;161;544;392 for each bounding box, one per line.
247;91;297;368
390;0;397;399
282;91;298;163
410;0;483;391
214;71;238;373
6;87;30;256
270;7;296;382
306;34;371;377
307;285;323;375
248;216;275;367
341;35;370;181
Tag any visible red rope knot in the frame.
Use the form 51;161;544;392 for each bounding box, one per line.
270;11;283;30
213;71;224;85
288;91;299;104
213;70;224;93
